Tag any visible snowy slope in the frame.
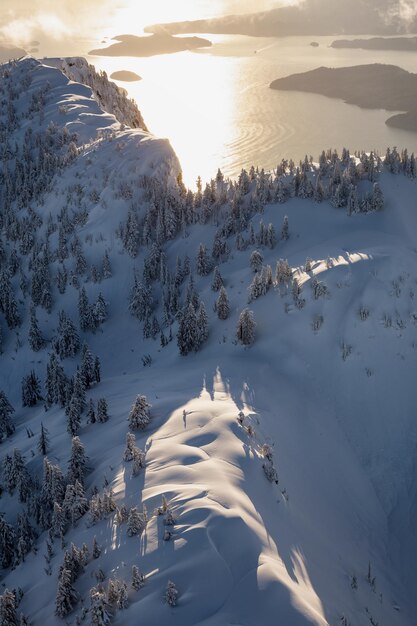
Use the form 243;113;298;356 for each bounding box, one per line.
0;58;416;626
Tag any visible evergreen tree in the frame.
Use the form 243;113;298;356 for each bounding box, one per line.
197;302;209;347
93;293;107;327
81;343;95;388
66;395;81;437
67;437;88;486
216;287;230;320
102;251;112;279
281;215;289;241
128;395;150;431
211;267;224;291
372;182;384;211
55;568;78;618
0;392;15;440
87;399;96;424
127;507;147;537
96;398;109;423
177;303;199;356
129;278;152;322
250;250;263;273
54;311;80;358
196;244;212;276
29;309;45;352
236;309;256;346
37;422;50;456
92;537;101;559
0;589;19;626
94;356;101;384
164;581;178;607
89;586;111;626
131;565;145;590
21;371;42;407
0;517;16;568
51;502;67;538
123;432;136;461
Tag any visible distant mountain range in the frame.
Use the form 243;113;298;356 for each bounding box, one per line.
145;1;417;38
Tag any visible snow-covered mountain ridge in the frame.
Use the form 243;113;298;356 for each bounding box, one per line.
0;58;416;626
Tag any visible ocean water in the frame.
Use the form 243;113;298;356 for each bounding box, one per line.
85;34;417;187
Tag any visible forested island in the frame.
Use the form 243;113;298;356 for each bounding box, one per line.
271;64;417;131
331;37;417;51
90;33;212;57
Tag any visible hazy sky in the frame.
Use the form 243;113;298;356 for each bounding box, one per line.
0;0;281;47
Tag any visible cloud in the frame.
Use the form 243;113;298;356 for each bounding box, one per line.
0;0;118;46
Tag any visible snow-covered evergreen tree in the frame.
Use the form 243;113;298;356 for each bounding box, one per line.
211;266;224;291
37;422;50;456
55;568;78;618
216;287;230;320
96;398;109;423
21;371;42;407
131;565;145;590
29;309;45;352
0;392;15;440
164;581;178;607
127;506;147;537
0;589;19;626
128;395;151;430
67;437;88;486
236;309;256;346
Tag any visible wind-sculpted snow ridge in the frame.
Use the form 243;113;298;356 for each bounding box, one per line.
45;57;148;132
0;58;416;626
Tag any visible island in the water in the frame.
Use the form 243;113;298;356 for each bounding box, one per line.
270;64;417;131
110;70;142;82
331;36;417;51
89;33;212;57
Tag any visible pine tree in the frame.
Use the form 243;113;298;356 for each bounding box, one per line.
21;371;42;407
217;287;230;320
81;343;95;388
0;589;19;626
37;423;50;455
211;267;224;291
128;395;150;431
96;398;109;423
197;302;209;348
250;250;263;273
67;437;88;486
164;581;178;607
29;309;45;352
127;507;147;537
132;447;145;476
177;303;199;356
196;244;212;276
87;399;96;424
89;586;111;626
51;502;67;538
92;536;101;559
94;356;101;384
54;311;80;358
236;309;256;346
281;215;289;240
131;565;145;590
123;432;136;461
0;517;16;568
55;568;78;618
0;392;15;440
102;251;112;279
66;395;81;437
